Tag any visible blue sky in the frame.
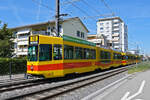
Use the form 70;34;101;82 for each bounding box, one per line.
0;0;149;55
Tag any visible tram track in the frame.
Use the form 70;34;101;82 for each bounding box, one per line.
0;79;46;89
0;66;130;100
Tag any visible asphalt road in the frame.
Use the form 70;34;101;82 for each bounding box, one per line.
93;70;150;100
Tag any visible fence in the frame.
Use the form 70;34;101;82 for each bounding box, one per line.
0;58;27;80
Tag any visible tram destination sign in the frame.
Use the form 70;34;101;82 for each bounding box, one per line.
29;35;39;45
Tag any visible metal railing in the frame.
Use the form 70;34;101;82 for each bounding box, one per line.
0;60;27;80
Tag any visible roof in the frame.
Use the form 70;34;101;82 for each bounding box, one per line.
10;17;89;32
98;16;123;22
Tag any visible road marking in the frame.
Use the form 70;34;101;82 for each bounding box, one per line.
121;80;146;100
135;99;143;100
121;92;130;100
81;75;131;100
94;79;127;100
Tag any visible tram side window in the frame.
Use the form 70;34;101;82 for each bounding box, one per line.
39;44;52;61
64;45;73;59
53;44;62;60
117;54;121;59
127;56;129;60
113;53;117;59
75;47;83;59
114;53;121;59
106;52;111;59
128;56;130;60
90;49;96;59
101;51;111;59
84;48;90;59
119;54;122;59
100;51;105;59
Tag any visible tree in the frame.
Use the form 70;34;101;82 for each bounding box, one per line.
0;21;14;57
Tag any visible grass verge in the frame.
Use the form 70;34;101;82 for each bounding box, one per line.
128;61;150;74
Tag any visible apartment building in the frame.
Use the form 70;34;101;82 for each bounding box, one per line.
97;17;128;52
11;17;89;57
87;34;112;48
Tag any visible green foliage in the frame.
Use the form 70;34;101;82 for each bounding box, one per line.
128;61;150;74
0;58;27;75
0;21;14;57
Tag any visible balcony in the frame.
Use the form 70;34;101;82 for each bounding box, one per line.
17;30;30;35
113;23;119;27
112;38;119;42
113;41;119;44
13;39;17;43
32;31;47;35
17;36;29;41
17;51;27;56
88;39;102;43
17;41;28;45
112;33;119;37
17;48;28;52
113;28;119;31
114;46;120;49
113;19;119;23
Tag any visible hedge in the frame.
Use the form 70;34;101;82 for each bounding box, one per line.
0;58;27;75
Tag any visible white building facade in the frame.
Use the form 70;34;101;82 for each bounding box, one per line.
87;34;111;48
97;17;128;52
11;17;89;57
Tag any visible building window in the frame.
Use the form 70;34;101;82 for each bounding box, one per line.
100;23;103;25
13;31;17;38
100;27;103;30
113;22;118;25
81;32;85;38
14;43;17;49
47;26;51;35
106;22;109;25
106;27;109;29
76;31;80;37
59;25;62;33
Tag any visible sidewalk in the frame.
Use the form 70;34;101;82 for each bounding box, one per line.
83;70;150;100
0;74;26;83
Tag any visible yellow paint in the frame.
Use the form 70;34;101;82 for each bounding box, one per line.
27;70;64;78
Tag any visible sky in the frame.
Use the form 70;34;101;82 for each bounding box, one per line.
0;0;149;55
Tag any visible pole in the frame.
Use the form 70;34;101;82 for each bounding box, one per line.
9;61;12;80
55;0;60;37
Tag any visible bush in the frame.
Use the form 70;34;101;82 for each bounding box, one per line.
0;58;27;75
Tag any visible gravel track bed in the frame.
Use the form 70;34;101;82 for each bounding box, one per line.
53;71;127;100
0;66;130;100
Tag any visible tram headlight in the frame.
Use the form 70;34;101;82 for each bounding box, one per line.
31;65;33;71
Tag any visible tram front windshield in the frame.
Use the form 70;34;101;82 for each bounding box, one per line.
28;44;53;61
28;45;38;61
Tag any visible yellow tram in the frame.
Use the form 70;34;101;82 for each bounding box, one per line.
27;35;140;78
